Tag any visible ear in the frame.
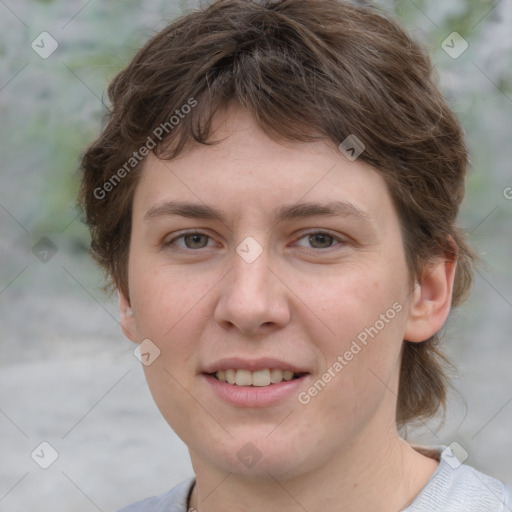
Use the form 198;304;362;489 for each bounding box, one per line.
404;246;457;343
118;289;141;344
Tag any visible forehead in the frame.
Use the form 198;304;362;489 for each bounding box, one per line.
133;105;396;227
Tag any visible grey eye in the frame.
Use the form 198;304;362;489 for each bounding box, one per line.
307;233;335;249
183;233;209;249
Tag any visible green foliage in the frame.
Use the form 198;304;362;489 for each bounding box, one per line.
2;0;511;272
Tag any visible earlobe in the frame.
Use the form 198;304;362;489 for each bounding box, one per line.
118;289;141;344
403;253;457;343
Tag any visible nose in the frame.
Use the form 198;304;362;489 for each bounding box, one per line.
214;245;291;335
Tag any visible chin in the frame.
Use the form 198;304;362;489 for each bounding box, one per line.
197;435;317;481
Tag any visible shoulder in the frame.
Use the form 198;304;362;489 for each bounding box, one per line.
118;478;195;512
406;446;510;511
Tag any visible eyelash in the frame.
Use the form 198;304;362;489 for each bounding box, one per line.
164;230;347;251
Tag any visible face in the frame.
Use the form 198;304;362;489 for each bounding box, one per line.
120;105;445;480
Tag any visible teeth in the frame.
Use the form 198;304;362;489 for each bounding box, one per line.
235;369;252;386
252;369;271;387
270;368;283;383
226;369;236;385
283;370;294;381
214;368;300;386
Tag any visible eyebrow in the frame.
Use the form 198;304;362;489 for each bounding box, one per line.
143;200;373;224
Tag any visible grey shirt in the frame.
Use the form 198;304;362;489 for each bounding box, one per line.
119;448;511;511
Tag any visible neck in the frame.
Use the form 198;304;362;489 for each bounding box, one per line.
188;425;438;512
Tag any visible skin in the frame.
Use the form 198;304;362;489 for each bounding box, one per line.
120;103;456;512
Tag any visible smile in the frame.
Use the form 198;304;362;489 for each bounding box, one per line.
212;368;304;387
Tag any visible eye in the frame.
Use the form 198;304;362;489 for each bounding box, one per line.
295;231;344;250
166;231;214;250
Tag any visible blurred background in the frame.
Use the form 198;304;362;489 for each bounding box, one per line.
0;0;511;510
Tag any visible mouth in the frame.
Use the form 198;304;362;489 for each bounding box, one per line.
208;368;307;387
201;358;310;406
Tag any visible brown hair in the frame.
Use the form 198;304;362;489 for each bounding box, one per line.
79;0;477;426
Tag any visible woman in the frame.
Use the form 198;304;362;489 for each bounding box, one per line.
79;1;511;510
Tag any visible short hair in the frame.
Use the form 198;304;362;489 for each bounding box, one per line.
79;0;477;427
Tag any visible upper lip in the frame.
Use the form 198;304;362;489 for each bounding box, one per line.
202;357;309;374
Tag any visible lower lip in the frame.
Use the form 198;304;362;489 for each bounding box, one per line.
202;374;308;407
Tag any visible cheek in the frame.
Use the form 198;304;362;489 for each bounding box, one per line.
303;265;406;345
129;260;216;342
296;279;405;444
300;262;407;394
